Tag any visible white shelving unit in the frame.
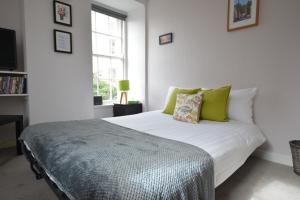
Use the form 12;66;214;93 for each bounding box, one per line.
0;94;28;97
0;70;28;75
0;70;28;97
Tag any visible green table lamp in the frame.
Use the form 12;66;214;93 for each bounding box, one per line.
119;80;130;104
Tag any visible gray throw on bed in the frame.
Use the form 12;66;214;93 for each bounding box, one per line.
20;119;214;200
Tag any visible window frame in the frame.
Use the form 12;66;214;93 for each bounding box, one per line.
91;5;128;104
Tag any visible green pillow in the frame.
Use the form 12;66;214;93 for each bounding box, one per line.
163;88;201;115
200;86;231;122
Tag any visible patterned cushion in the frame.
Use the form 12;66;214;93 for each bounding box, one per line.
173;93;203;124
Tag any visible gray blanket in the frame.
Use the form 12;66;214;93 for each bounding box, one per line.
20;119;214;200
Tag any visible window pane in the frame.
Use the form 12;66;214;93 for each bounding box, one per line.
98;79;111;101
111;58;123;80
94;33;110;56
97;57;110;80
110;38;122;57
93;33;123;57
93;75;100;96
92;56;98;74
109;16;122;37
92;10;125;101
95;12;109;34
93;79;117;101
92;32;96;54
91;11;96;32
110;79;118;100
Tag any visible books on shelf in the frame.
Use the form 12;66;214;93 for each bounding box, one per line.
0;76;26;94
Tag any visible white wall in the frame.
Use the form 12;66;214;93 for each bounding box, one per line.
127;5;146;106
23;0;94;124
136;0;148;6
147;0;300;160
0;0;27;149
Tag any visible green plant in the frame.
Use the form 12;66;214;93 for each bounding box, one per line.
93;79;117;101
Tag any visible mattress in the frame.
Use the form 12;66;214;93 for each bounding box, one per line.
104;110;266;187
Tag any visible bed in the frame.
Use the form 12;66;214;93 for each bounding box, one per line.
20;110;265;200
104;111;266;187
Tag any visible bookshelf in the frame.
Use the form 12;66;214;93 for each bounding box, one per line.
0;70;28;97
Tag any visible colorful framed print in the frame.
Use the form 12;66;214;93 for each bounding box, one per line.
227;0;259;32
159;33;173;45
54;30;72;54
53;0;72;27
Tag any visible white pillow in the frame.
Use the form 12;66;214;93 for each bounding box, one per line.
228;88;258;124
164;86;176;108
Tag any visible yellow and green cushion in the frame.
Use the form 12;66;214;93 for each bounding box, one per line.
173;93;203;124
200;85;231;122
163;88;201;115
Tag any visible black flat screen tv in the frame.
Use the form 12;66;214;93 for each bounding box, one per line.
0;28;17;70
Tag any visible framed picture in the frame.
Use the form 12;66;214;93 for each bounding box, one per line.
227;0;259;32
53;0;72;27
159;33;173;45
54;29;72;54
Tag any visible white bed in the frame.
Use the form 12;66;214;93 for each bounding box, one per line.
104;110;266;187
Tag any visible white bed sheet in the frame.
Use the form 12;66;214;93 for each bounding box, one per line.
104;111;266;187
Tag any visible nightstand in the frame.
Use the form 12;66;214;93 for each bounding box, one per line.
113;103;142;117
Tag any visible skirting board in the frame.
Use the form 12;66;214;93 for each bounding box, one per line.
253;150;293;167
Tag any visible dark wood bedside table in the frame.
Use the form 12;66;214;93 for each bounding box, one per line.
0;115;23;155
113;104;142;117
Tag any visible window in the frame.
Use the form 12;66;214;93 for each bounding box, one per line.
91;6;126;103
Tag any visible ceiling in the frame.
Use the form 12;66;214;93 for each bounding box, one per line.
93;0;143;13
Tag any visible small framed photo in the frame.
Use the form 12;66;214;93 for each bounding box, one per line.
159;33;173;45
54;29;72;54
227;0;259;32
53;0;72;27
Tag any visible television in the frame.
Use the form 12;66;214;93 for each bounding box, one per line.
0;28;17;70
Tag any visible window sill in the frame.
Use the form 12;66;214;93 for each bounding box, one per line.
94;104;113;109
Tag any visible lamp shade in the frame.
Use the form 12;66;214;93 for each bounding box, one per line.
119;80;130;91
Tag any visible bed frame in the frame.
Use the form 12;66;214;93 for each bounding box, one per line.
21;141;70;200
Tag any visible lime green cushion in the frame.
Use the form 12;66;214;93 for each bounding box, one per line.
200;86;231;122
163;88;201;115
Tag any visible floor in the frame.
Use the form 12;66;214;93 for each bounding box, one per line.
0;148;299;200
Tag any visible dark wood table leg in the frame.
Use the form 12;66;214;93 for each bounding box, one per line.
16;116;23;155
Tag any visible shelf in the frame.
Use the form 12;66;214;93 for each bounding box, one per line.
0;70;28;75
0;94;28;97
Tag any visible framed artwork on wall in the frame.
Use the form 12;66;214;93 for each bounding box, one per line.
53;0;72;27
159;33;173;45
54;29;72;54
227;0;259;32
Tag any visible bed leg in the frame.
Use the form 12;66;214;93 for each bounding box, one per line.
30;162;44;180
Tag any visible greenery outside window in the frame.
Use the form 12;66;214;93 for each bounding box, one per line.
91;7;126;104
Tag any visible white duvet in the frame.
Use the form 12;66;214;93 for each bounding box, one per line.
104;111;266;187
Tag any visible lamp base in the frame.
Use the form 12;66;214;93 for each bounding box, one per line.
120;92;128;104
